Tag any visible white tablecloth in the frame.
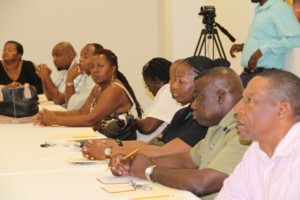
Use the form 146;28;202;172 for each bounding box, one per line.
0;105;200;200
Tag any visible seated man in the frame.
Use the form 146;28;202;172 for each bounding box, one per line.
109;67;250;200
65;43;103;110
82;56;219;160
136;58;183;141
36;42;85;106
216;70;300;199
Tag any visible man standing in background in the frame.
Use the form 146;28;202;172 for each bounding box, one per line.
230;0;300;87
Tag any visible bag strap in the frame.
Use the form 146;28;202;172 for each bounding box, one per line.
23;83;32;99
111;82;134;104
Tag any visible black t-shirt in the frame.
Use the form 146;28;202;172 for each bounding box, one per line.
0;60;43;94
158;105;208;147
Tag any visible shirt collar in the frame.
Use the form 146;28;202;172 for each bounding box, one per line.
255;0;276;13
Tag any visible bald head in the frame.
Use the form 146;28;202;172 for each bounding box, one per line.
52;42;76;70
191;67;243;126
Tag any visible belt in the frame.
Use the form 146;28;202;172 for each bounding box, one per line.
243;67;275;74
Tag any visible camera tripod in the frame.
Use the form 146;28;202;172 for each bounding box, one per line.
194;22;235;60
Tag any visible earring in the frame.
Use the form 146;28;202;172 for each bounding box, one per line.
111;76;115;82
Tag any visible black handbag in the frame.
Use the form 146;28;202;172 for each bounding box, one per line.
93;112;137;141
0;84;39;118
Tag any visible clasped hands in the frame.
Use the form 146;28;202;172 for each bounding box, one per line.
33;109;57;126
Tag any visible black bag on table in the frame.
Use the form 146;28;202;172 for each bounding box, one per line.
0;83;39;118
93;112;137;141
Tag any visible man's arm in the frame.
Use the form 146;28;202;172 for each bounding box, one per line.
36;65;65;105
65;63;83;105
151;166;228;197
129;153;228;197
114;138;191;157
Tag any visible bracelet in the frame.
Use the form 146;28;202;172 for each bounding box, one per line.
65;82;74;87
115;139;123;146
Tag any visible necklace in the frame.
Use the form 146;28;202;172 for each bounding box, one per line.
1;60;22;81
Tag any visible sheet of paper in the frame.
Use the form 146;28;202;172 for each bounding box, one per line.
48;129;99;140
101;184;135;193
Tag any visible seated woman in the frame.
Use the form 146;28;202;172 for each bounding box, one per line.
35;49;143;131
0;41;43;94
136;57;183;141
82;56;223;160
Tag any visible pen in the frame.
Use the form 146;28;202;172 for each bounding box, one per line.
123;148;139;159
106;148;139;171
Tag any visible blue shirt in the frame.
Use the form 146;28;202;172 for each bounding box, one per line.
241;0;300;69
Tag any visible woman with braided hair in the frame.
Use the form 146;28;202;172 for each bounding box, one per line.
35;49;143;129
136;57;183;141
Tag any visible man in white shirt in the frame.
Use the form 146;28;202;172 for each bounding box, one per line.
216;69;300;199
66;43;103;110
37;42;85;106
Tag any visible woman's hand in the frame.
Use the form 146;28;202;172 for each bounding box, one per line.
33;109;56;126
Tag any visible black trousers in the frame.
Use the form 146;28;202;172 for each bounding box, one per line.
240;68;276;88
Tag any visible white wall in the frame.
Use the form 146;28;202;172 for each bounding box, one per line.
1;0;299;109
0;0;159;109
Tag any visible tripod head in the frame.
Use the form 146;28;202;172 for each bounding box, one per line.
199;6;235;42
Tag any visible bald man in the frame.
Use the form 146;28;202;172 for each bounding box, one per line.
37;42;84;106
109;67;250;200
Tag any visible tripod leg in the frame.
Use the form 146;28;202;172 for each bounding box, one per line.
213;31;227;59
194;29;208;56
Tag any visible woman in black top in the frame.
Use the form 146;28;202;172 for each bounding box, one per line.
0;41;43;94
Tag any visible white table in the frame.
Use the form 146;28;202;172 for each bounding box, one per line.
0;105;200;200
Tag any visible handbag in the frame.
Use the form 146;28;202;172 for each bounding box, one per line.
0;83;39;118
93;112;137;141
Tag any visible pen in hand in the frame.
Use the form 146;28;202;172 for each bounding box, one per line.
107;148;139;171
122;148;139;159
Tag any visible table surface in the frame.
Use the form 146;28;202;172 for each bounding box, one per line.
0;104;200;200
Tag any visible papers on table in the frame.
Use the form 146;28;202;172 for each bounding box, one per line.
66;157;109;165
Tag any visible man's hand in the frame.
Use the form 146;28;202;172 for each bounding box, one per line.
128;154;154;179
109;153;131;176
66;63;83;82
230;43;244;58
36;64;52;79
247;49;262;72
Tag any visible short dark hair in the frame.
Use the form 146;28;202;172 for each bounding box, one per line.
5;40;24;56
89;43;104;52
142;57;171;84
257;69;300;115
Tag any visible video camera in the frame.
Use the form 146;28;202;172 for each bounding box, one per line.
199;6;216;29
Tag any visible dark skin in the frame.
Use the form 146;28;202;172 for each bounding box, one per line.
229;0;267;72
110;68;244;197
36;42;76;105
135;77;165;134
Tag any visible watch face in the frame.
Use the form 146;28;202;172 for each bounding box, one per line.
104;148;111;156
146;166;152;174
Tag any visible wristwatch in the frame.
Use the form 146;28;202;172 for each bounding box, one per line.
145;165;156;182
104;147;112;158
